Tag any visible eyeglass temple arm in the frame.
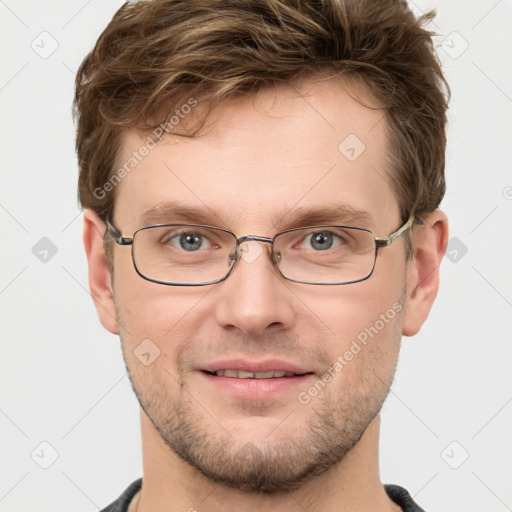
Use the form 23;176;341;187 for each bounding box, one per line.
105;219;133;246
374;214;422;248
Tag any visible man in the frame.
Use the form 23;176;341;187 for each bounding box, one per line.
75;0;449;510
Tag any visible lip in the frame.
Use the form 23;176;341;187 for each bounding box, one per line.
197;358;316;400
198;371;315;399
199;358;312;375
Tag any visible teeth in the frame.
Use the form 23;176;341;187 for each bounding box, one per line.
213;370;296;378
255;371;276;378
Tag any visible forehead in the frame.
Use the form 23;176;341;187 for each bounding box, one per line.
113;79;399;232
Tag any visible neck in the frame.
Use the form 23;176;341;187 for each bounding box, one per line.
134;412;400;512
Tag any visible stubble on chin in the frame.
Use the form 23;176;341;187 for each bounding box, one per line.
124;359;392;494
114;289;405;494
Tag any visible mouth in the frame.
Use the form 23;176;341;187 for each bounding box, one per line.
202;369;309;379
199;358;314;379
197;359;315;398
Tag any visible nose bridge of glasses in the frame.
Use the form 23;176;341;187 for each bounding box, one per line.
228;235;277;266
236;235;273;245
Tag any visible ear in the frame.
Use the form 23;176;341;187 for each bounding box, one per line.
402;209;449;336
83;209;119;335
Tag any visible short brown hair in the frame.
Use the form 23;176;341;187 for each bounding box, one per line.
74;0;449;248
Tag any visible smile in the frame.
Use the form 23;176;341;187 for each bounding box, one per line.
204;369;301;378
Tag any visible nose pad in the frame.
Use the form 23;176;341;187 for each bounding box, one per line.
227;250;237;267
227;240;278;272
236;241;265;265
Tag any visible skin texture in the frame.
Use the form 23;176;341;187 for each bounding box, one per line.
83;78;448;512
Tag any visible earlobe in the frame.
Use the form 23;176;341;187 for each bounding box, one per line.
83;209;119;335
402;209;449;337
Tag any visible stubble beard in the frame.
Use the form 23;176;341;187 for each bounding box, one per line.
115;287;405;494
123;354;396;494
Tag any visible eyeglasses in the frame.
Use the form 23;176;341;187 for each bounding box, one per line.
105;215;415;286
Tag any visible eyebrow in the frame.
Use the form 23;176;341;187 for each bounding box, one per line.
137;201;225;228
273;204;374;230
137;201;374;231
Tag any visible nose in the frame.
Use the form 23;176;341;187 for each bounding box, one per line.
214;240;296;336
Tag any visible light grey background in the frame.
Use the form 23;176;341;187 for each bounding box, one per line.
1;1;511;511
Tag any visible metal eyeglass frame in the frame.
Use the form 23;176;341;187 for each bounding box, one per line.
105;214;417;286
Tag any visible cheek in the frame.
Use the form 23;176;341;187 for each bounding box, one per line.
300;272;405;394
313;305;403;408
113;248;190;335
113;288;197;400
330;305;402;373
112;268;212;368
307;276;405;344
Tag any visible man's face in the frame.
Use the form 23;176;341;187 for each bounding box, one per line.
109;80;411;492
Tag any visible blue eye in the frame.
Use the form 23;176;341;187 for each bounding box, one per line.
159;231;211;251
308;231;334;251
178;233;204;251
300;231;347;251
